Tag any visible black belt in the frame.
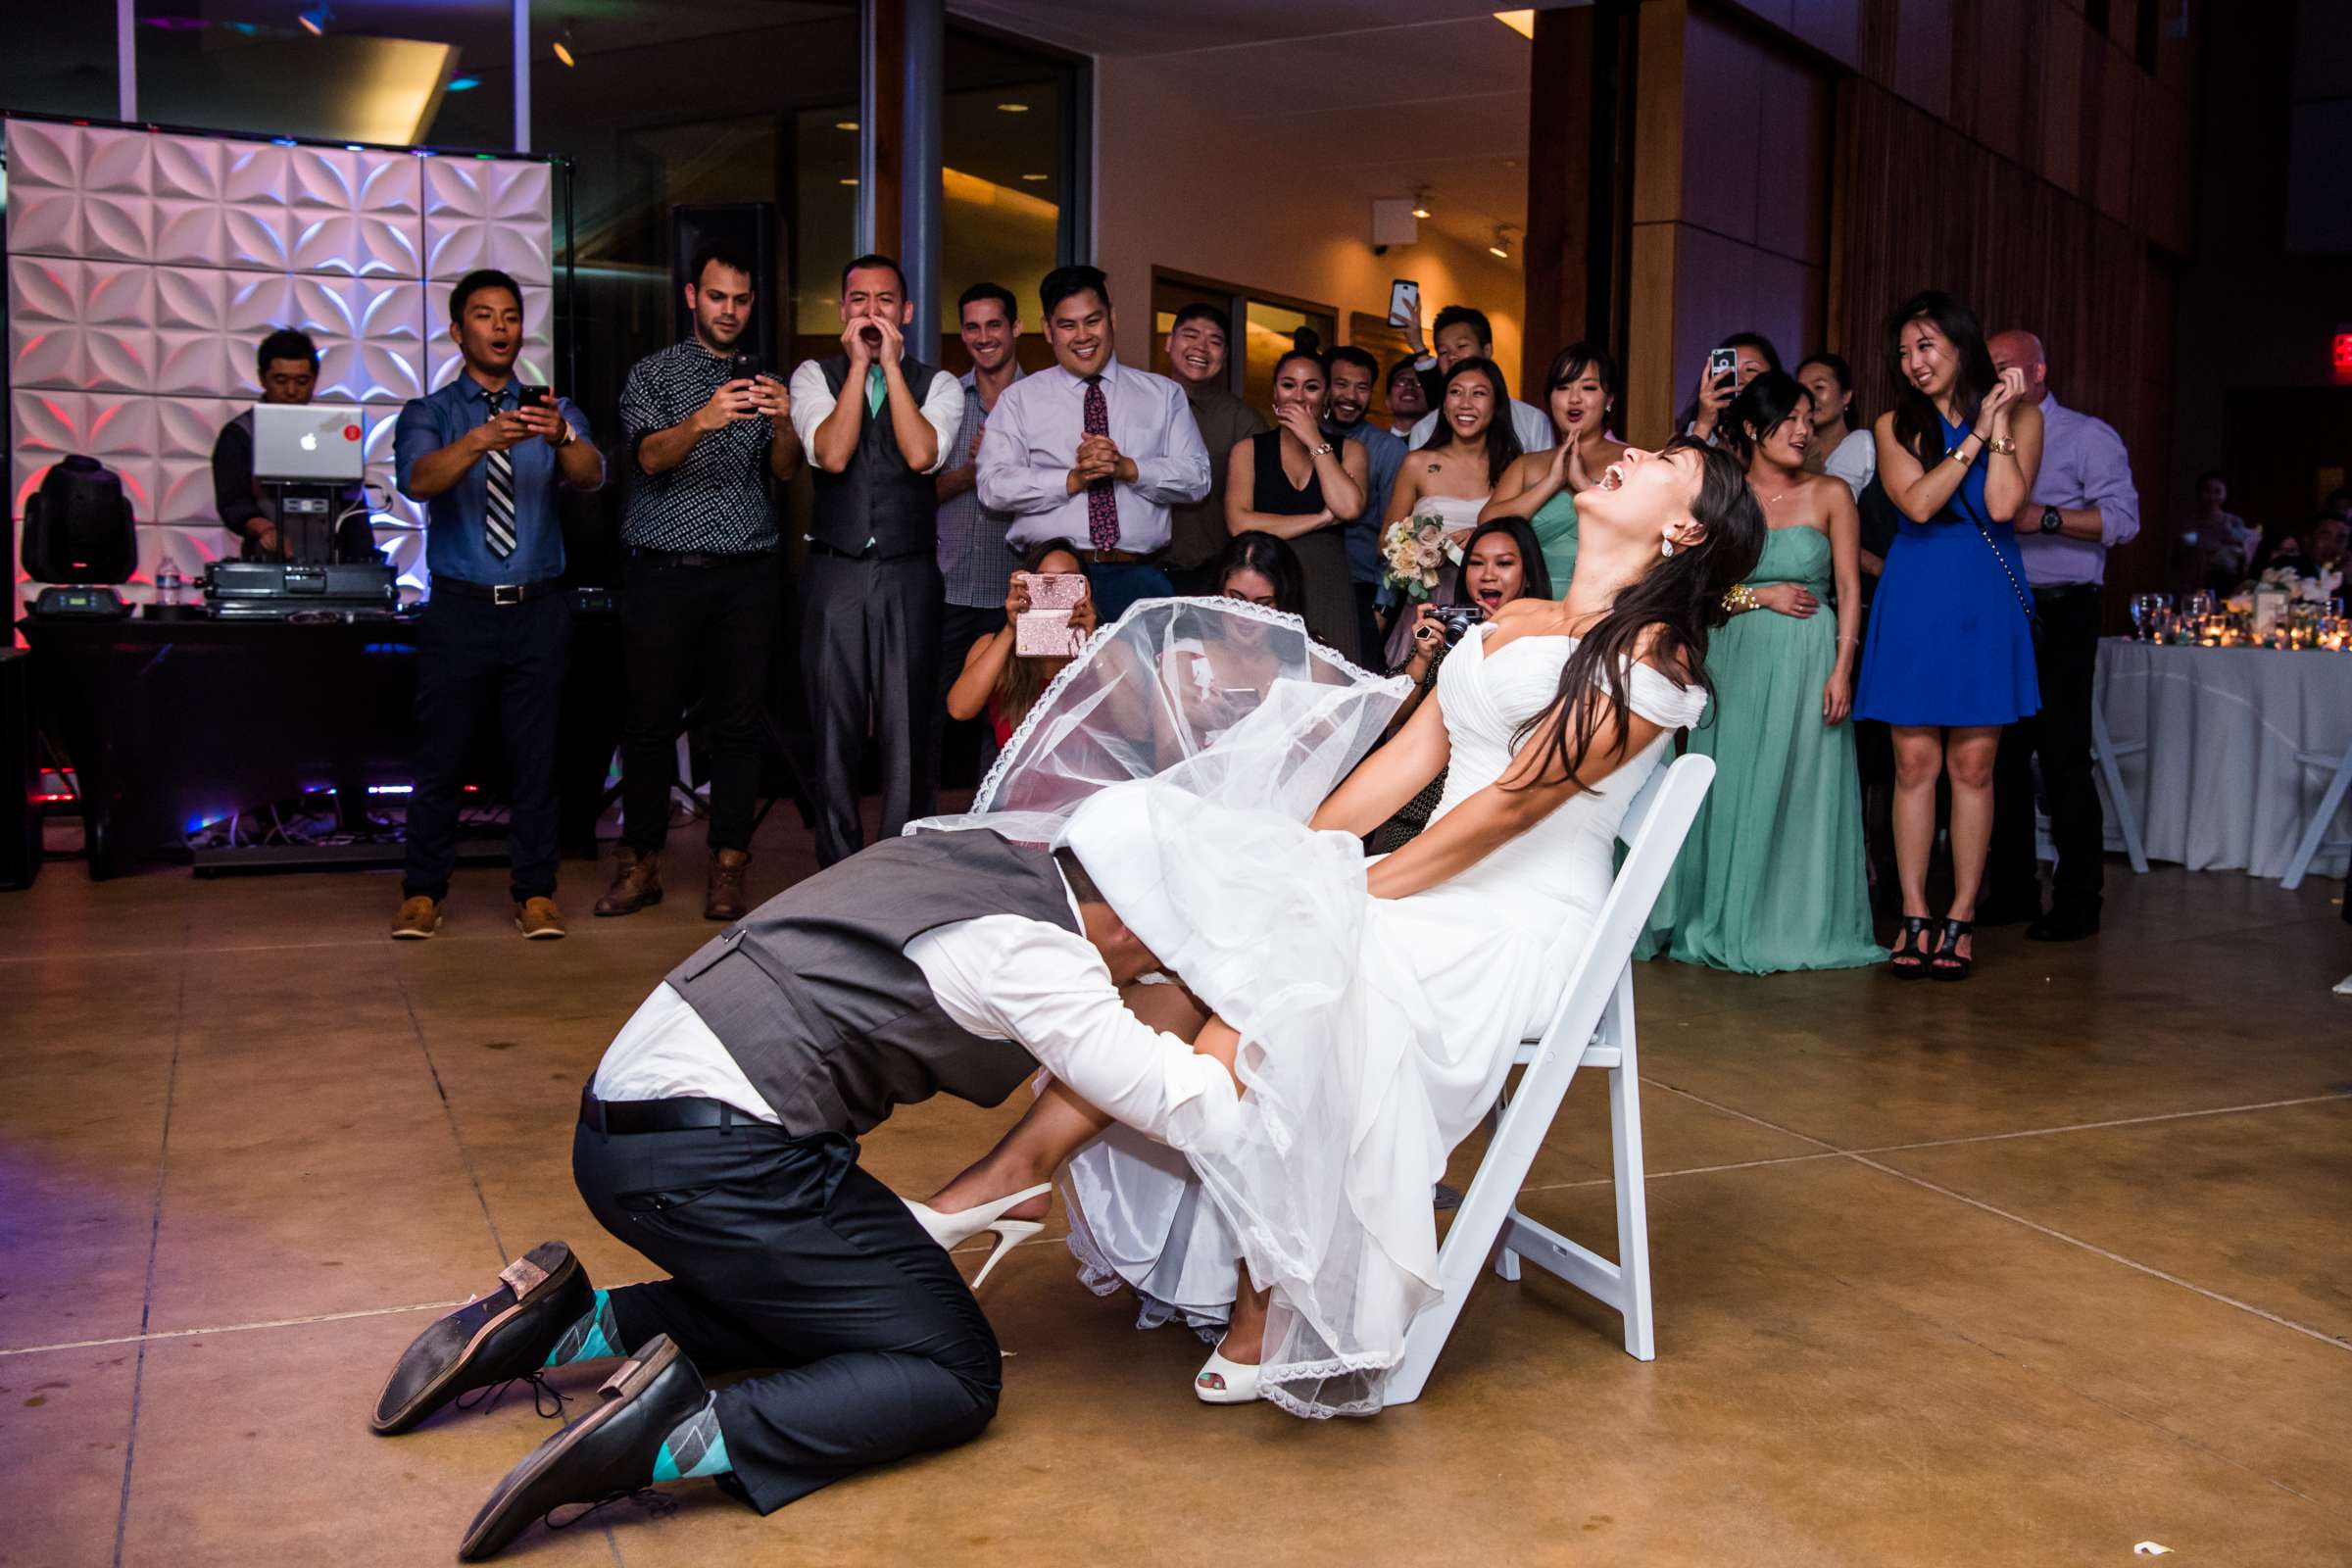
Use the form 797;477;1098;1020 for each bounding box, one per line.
806;539;930;563
579;1089;767;1136
433;574;565;606
2031;583;2101;601
630;547;776;568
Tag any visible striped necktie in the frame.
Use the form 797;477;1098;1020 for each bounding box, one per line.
482;386;516;561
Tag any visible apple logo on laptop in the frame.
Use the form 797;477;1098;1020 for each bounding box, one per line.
300;431;318;452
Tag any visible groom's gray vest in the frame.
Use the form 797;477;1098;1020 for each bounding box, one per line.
662;830;1080;1139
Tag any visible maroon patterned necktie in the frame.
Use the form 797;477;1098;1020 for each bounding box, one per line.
1081;374;1119;551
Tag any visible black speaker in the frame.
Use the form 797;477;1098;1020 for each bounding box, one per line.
21;456;136;584
670;203;782;374
0;649;37;891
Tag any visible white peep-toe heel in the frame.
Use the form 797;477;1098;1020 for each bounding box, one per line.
903;1183;1053;1289
1194;1345;1260;1404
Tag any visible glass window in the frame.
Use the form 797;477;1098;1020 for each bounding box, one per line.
522;1;859;502
1;7;117;122
938;28;1078;364
1240;299;1335;414
133;1;515;149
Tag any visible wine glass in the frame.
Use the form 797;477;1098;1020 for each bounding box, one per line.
2185;589;2217;620
2130;593;2169;641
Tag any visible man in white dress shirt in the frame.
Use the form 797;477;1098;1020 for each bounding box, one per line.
1400;302;1554;456
787;254;966;864
373;824;1235;1559
977;265;1211;620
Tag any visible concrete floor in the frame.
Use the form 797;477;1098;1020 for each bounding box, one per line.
2;817;2348;1568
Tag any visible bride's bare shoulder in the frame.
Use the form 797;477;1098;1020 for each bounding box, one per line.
1629;623;1698;685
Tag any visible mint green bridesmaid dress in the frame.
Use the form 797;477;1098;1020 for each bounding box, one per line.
1529;489;1578;589
1638;525;1886;973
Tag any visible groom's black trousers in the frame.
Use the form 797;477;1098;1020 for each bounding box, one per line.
572;1107;1001;1515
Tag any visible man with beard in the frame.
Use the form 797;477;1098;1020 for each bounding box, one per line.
1323;344;1407;658
1154;303;1264;595
788;254;965;866
597;239;802;923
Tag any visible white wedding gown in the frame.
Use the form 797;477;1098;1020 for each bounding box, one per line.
1057;619;1705;1416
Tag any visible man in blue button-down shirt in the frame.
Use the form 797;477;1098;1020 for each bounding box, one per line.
1984;328;2140;943
390;268;605;941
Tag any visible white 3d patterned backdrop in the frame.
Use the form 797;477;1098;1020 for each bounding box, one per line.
5;118;557;587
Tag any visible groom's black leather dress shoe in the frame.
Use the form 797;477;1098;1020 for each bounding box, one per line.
459;1335;708;1561
371;1241;590;1436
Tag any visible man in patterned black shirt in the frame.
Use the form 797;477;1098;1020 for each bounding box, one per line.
597;239;803;923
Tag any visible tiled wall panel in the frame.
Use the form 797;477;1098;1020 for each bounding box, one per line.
6;120;551;583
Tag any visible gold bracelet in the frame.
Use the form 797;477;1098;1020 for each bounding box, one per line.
1946;443;1976;467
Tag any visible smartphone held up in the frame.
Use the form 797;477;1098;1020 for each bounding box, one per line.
1014;571;1090;659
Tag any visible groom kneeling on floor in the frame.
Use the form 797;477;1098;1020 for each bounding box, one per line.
369;818;1234;1560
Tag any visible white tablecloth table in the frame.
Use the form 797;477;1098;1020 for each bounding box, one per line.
2095;638;2352;881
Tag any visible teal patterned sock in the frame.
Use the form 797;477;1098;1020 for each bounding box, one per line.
651;1393;731;1484
543;1289;624;1368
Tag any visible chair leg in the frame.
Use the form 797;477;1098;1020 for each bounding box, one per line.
2280;758;2352;892
1609;1062;1655;1363
1488;1092;1521;1282
2090;701;2149;875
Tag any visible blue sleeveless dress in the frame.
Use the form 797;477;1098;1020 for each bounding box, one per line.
1854;415;2039;726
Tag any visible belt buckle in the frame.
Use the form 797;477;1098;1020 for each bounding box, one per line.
493;583;522;606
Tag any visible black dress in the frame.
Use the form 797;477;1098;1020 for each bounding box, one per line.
1247;427;1361;662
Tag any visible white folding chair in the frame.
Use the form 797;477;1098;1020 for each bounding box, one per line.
2280;737;2352;892
1385;753;1714;1404
2090;698;2150;875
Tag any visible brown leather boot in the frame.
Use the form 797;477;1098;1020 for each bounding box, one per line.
704;849;752;922
593;848;662;916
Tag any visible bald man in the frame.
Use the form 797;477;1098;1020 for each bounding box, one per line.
1982;329;2139;942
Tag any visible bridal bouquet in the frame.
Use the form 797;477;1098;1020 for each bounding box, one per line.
1382;512;1452;602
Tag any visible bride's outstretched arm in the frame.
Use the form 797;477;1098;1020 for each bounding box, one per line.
1307;688;1451;838
1365;695;1667;902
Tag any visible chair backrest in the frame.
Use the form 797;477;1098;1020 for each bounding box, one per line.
1525;752;1716;1058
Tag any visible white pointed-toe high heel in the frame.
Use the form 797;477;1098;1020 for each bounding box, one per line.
903;1184;1053;1289
1194;1345;1260;1404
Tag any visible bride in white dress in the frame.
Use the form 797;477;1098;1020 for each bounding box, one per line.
914;439;1766;1418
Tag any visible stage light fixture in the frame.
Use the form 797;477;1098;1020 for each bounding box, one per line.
297;4;332;35
1410;186;1433;220
553;26;577;67
1489;223;1516;260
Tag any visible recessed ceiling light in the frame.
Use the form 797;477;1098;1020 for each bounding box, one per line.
1494;10;1537;39
1489;222;1517;260
835;120;859;131
1410;185;1433;220
1019;172;1049;181
996;102;1030;113
839;176;859;186
553;25;577;67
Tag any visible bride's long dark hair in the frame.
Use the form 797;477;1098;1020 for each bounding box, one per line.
1510;438;1765;790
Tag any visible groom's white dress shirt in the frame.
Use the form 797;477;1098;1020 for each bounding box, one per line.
594;878;1239;1149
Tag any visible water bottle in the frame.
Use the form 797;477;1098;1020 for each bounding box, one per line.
155;554;183;607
